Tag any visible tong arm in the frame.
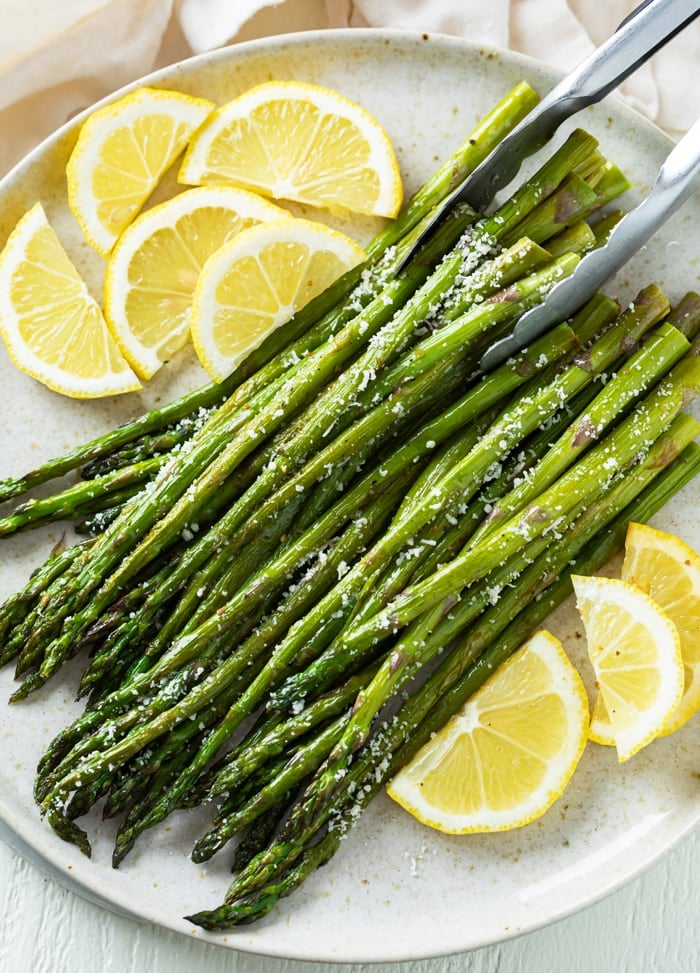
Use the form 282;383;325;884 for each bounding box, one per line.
480;114;700;372
398;0;700;270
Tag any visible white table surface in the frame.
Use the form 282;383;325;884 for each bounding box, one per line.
0;827;697;970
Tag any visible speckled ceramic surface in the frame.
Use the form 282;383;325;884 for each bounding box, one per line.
0;29;698;965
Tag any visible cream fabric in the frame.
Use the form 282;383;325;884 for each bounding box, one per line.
0;0;697;175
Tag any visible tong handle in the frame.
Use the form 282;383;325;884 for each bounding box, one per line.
554;0;696;103
480;115;700;372
460;0;700;213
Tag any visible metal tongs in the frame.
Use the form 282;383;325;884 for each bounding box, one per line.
402;0;700;372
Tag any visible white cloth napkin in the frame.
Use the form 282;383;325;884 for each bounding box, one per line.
0;0;698;176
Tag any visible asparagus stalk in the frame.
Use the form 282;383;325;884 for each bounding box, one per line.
36;282;676;854
35;466;413;807
211;438;700;927
346;344;700;651
668;291;700;338
272;288;670;711
0;540;93;657
589;209;624;247
0;456;165;538
78;238;550;677
468;318;692;544
543;219;597;257
191;421;700;925
0;83;539;506
11;207;478;698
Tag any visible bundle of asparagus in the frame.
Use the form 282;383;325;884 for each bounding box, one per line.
1;81;699;931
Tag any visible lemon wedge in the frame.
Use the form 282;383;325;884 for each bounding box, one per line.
191;217;365;382
179;80;403;218
67;86;214;256
0;203;140;398
621;522;700;734
104;186;287;379
386;630;589;833
572;574;684;761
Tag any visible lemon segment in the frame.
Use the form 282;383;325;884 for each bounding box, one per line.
587;692;616;746
67;87;214;256
179;80;403;218
386;630;589;834
191;218;365;382
621;521;700;734
572;574;684;761
0;203;140;398
104;186;287;379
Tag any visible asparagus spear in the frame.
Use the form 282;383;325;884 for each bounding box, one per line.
10;206;477;698
0;456;165;538
667;291;700;337
34;283;681;856
544;219;597;257
0;540;93;657
35;465;414;804
467;318;694;544
0;83;539;506
272;288;670;711
346;344;700;651
268;348;699;840
190;421;700;926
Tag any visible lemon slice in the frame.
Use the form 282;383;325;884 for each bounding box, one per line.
104;186;287;379
572;575;684;761
0;203;140;398
179;80;403;218
191;217;365;382
386;630;589;834
621;522;700;734
67;86;214;256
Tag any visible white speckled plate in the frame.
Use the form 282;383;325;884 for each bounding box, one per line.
0;29;698;965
